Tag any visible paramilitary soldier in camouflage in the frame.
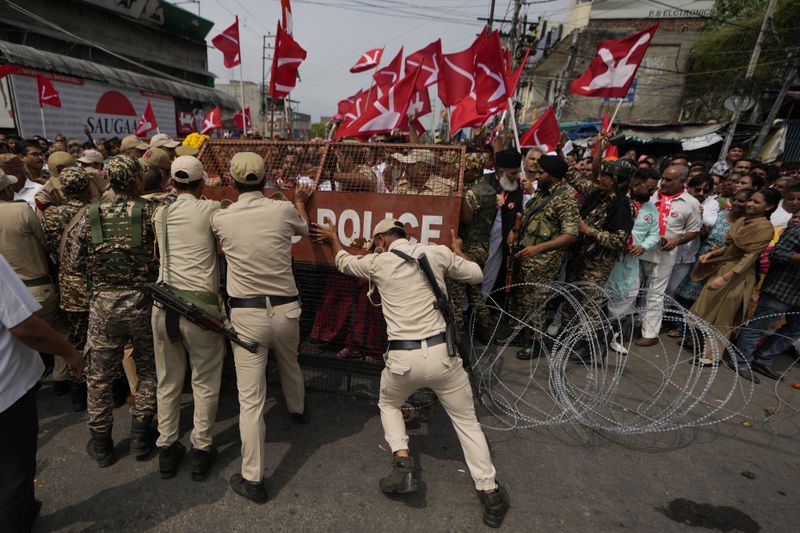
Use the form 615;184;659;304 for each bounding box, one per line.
498;155;580;359
70;155;159;467
563;156;635;361
41;166;95;411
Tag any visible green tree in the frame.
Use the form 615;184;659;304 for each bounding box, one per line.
310;122;326;138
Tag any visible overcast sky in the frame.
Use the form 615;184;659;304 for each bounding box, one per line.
191;0;572;122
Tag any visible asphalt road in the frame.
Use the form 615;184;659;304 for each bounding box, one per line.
31;346;800;533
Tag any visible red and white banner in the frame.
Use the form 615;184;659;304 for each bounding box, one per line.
405;39;441;88
234;107;252;130
570;23;658;98
450;94;492;134
350;48;383;73
438;29;486;107
211;17;242;69
37;75;61;108
373;48;403;94
406;88;431;119
281;0;293;35
201;106;221;134
519;106;560;151
176;111;196;134
269;23;307;99
135;99;158;136
474;31;507;114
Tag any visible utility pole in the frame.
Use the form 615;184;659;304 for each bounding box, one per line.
510;0;523;61
260;33;274;137
718;0;779;160
752;54;799;155
487;0;496;30
556;30;579;120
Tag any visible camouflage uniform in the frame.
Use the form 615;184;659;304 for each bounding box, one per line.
69;156;159;434
510;182;580;332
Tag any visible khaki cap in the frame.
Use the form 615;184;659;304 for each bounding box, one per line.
0;153;25;172
139;147;171;171
171;155;206;183
150;133;180;149
175;145;199;157
78;149;104;165
230;152;265;184
120;135;149;152
373;217;405;237
47;151;76;182
391;149;435;165
0;169;18;191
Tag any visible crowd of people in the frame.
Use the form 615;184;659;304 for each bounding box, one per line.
1;126;799;532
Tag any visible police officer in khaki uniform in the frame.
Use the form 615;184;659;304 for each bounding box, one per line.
35;151;76;217
210;152;313;503
312;218;511;529
151;156;224;481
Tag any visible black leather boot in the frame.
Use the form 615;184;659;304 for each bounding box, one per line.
158;441;186;479
88;429;115;468
379;455;418;494
129;418;157;460
70;381;87;412
191;446;218;481
477;483;510;528
230;473;269;504
495;329;526;347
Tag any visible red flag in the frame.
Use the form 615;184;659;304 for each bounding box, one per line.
340;88;370;127
200;107;221;134
176;111;196;134
450;94;492;134
570;23;658;98
211;17;242;69
405;39;441;88
592;112;620;158
0;65;21;79
37;76;61;108
406;88;431;119
519;107;560;151
269;23;307;99
234;107;252;130
373;48;403;93
281;0;293;35
474;31;508;114
506;47;531;97
135;100;158;136
397;116;426;139
439;29;486;106
350;48;383;73
334;69;421;140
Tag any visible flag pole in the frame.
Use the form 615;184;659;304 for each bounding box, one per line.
39;105;47;139
506;97;525;175
239;62;247;134
606;98;624;133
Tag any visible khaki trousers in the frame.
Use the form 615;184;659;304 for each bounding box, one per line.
122;344;138;392
379;341;497;491
152;307;225;451
29;284;71;381
230;300;305;482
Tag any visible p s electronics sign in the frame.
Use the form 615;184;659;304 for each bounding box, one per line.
9;71;176;139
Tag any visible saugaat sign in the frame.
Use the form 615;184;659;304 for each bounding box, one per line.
203;188;460;266
9;70;176;139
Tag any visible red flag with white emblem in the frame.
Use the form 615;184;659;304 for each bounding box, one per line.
211;17;242;68
135;100;158;136
234;107;252;130
281;0;294;35
438;29;486;106
450;94;494;134
406;88;431;119
519;107;560;151
200;107;221;134
373;48;403;95
334;69;421;140
474;31;508;114
350;48;384;73
37;76;61;108
269;23;307;99
570;23;658;98
405;40;441;89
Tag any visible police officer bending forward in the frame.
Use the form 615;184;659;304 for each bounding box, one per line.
312;219;510;528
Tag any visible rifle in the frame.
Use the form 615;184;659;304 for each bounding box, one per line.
504;213;524;296
144;283;260;354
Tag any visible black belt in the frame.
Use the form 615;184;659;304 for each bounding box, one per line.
388;332;446;351
23;275;51;287
228;295;298;308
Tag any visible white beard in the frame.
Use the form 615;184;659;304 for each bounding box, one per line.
499;175;518;192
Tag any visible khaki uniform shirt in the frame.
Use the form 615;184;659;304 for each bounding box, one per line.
393;174;456;196
335;239;482;340
153;195;221;293
211;191;308;298
34;180;65;218
0;200;50;281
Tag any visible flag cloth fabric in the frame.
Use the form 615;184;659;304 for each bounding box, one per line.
340;88;371;127
334;69;421;140
592;112;619;158
350;48;383;73
37;76;61;108
234;107;252;130
373;47;403;93
200;107;221;134
505;47;531;97
405;39;441;88
570;23;658;98
406;88;431;119
0;65;21;79
281;0;293;35
438;29;486;106
474;31;508;114
269;23;307;99
135;100;158;136
176;111;196;134
519;107;560;150
450;94;491;134
211;17;242;69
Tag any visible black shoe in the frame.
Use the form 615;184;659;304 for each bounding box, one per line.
70;381;87;412
291;406;310;424
379;456;418;494
191;446;218;482
474;324;493;345
516;342;541;360
568;339;593;363
477;483;510;528
88;429;115;468
495;330;525;347
752;361;783;381
53;380;70;396
230;473;269;504
129;418;157;460
158;442;186;479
